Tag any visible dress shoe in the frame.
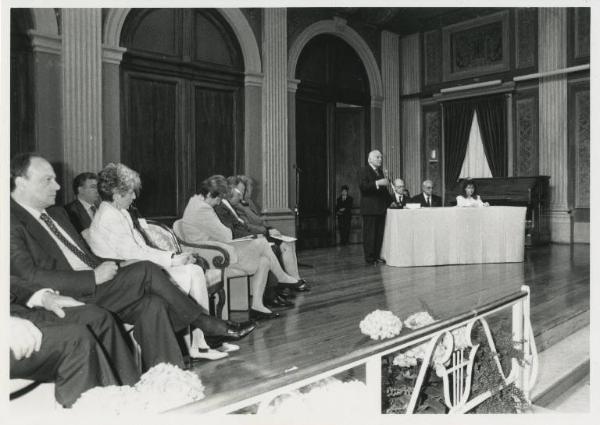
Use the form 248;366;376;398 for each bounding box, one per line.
292;282;311;292
226;320;256;330
265;295;294;309
221;321;256;341
277;287;296;299
376;258;386;264
249;309;280;321
188;347;229;361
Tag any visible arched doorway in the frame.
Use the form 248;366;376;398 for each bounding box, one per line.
120;9;244;221
295;34;370;248
10;8;34;156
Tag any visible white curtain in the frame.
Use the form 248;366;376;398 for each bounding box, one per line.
459;111;493;179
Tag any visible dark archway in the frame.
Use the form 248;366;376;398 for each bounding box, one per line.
295;34;370;248
120;9;244;221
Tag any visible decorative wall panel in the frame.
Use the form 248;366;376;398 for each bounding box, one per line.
442;11;509;81
573;88;589;208
515;8;537;69
574;8;590;60
423;107;442;193
514;94;538;176
424;30;442;86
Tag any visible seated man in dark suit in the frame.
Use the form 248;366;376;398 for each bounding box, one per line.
10;154;255;372
411;179;442;207
389;179;410;209
10;277;139;408
64;172;99;233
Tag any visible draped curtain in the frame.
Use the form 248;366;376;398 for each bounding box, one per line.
473;95;507;177
459;111;493;179
442;100;475;188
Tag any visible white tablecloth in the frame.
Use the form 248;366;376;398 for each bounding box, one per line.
380;206;527;267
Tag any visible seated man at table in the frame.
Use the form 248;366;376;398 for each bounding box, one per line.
389;179;410;209
411;180;442;207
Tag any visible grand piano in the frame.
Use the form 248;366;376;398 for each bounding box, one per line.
445;176;550;246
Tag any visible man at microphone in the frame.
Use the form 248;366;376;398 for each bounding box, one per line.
358;150;392;265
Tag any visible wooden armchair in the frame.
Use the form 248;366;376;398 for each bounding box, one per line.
145;220;226;318
171;220;254;319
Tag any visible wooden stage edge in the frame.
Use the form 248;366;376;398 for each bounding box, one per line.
176;243;589;413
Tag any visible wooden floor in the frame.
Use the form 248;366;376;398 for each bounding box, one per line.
177;243;589;413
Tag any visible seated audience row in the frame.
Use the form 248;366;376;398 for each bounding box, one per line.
10;153;256;407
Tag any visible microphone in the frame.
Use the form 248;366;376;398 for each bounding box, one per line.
295;165;303;174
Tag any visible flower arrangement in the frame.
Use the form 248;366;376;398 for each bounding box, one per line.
404;311;436;329
359;310;403;340
72;363;205;414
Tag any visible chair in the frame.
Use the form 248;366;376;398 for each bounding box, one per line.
145;220;226;317
171;220;254;319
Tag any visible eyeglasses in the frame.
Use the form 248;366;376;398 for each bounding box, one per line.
423;186;433;189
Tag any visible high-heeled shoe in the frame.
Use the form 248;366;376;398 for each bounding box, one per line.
280;280;311;292
249;309;280;320
188;347;229;361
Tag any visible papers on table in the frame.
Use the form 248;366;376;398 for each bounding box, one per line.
405;203;422;209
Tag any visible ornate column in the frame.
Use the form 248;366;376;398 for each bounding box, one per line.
28;30;63;173
381;30;402;180
261;8;294;234
538;8;569;242
401;33;422;197
61;9;103;201
287;78;301;231
243;72;264;202
102;45;126;164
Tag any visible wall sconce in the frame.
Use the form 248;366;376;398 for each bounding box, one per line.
429;149;438;163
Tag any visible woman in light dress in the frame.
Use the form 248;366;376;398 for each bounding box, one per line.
176;182;302;321
456;180;489;208
86;163;229;360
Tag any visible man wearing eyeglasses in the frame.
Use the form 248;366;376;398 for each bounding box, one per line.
411;180;442;207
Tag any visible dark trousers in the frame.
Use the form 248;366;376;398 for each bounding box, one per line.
362;214;386;263
338;215;351;245
86;261;228;369
10;305;137;407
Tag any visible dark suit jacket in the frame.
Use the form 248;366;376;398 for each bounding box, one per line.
411;192;442;207
213;203;255;239
10;199;99;303
64;199;93;233
358;166;392;216
389;191;410;209
233;202;270;235
336;196;353;217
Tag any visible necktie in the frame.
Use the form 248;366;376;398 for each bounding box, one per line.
427;196;431;207
40;213;100;268
90;205;97;216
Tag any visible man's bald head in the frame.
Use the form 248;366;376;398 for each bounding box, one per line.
368;150;383;168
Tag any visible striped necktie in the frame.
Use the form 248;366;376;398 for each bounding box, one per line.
39;213;100;268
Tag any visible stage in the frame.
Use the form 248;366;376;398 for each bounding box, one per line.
175;243;589;413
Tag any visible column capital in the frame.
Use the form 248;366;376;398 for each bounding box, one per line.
287;78;301;93
371;95;384;108
245;72;264;87
28;30;61;55
102;45;127;65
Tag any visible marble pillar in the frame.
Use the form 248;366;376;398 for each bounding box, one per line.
261;8;294;235
61;9;103;202
538;8;570;242
401;33;422;196
102;45;126;164
381;31;402;181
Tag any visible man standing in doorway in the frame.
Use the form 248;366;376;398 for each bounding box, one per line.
358;150;391;265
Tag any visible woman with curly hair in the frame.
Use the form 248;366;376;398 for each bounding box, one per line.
456;179;489;208
86;163;229;360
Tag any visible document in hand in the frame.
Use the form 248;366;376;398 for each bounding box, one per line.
269;234;297;243
230;235;258;242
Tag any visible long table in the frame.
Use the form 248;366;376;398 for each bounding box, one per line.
380;206;527;267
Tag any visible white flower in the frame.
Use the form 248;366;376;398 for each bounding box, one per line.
451;326;471;350
359;310;403;340
72;363;205;414
404;311;436;329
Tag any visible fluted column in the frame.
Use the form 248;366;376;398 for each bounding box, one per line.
62;9;103;201
102;45;126;164
381;31;402;181
538;8;569;242
401;33;422;196
261;8;289;214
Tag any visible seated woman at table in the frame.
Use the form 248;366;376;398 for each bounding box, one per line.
456;180;489;207
86;163;229;360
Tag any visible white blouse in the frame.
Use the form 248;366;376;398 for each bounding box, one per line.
456;195;486;208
